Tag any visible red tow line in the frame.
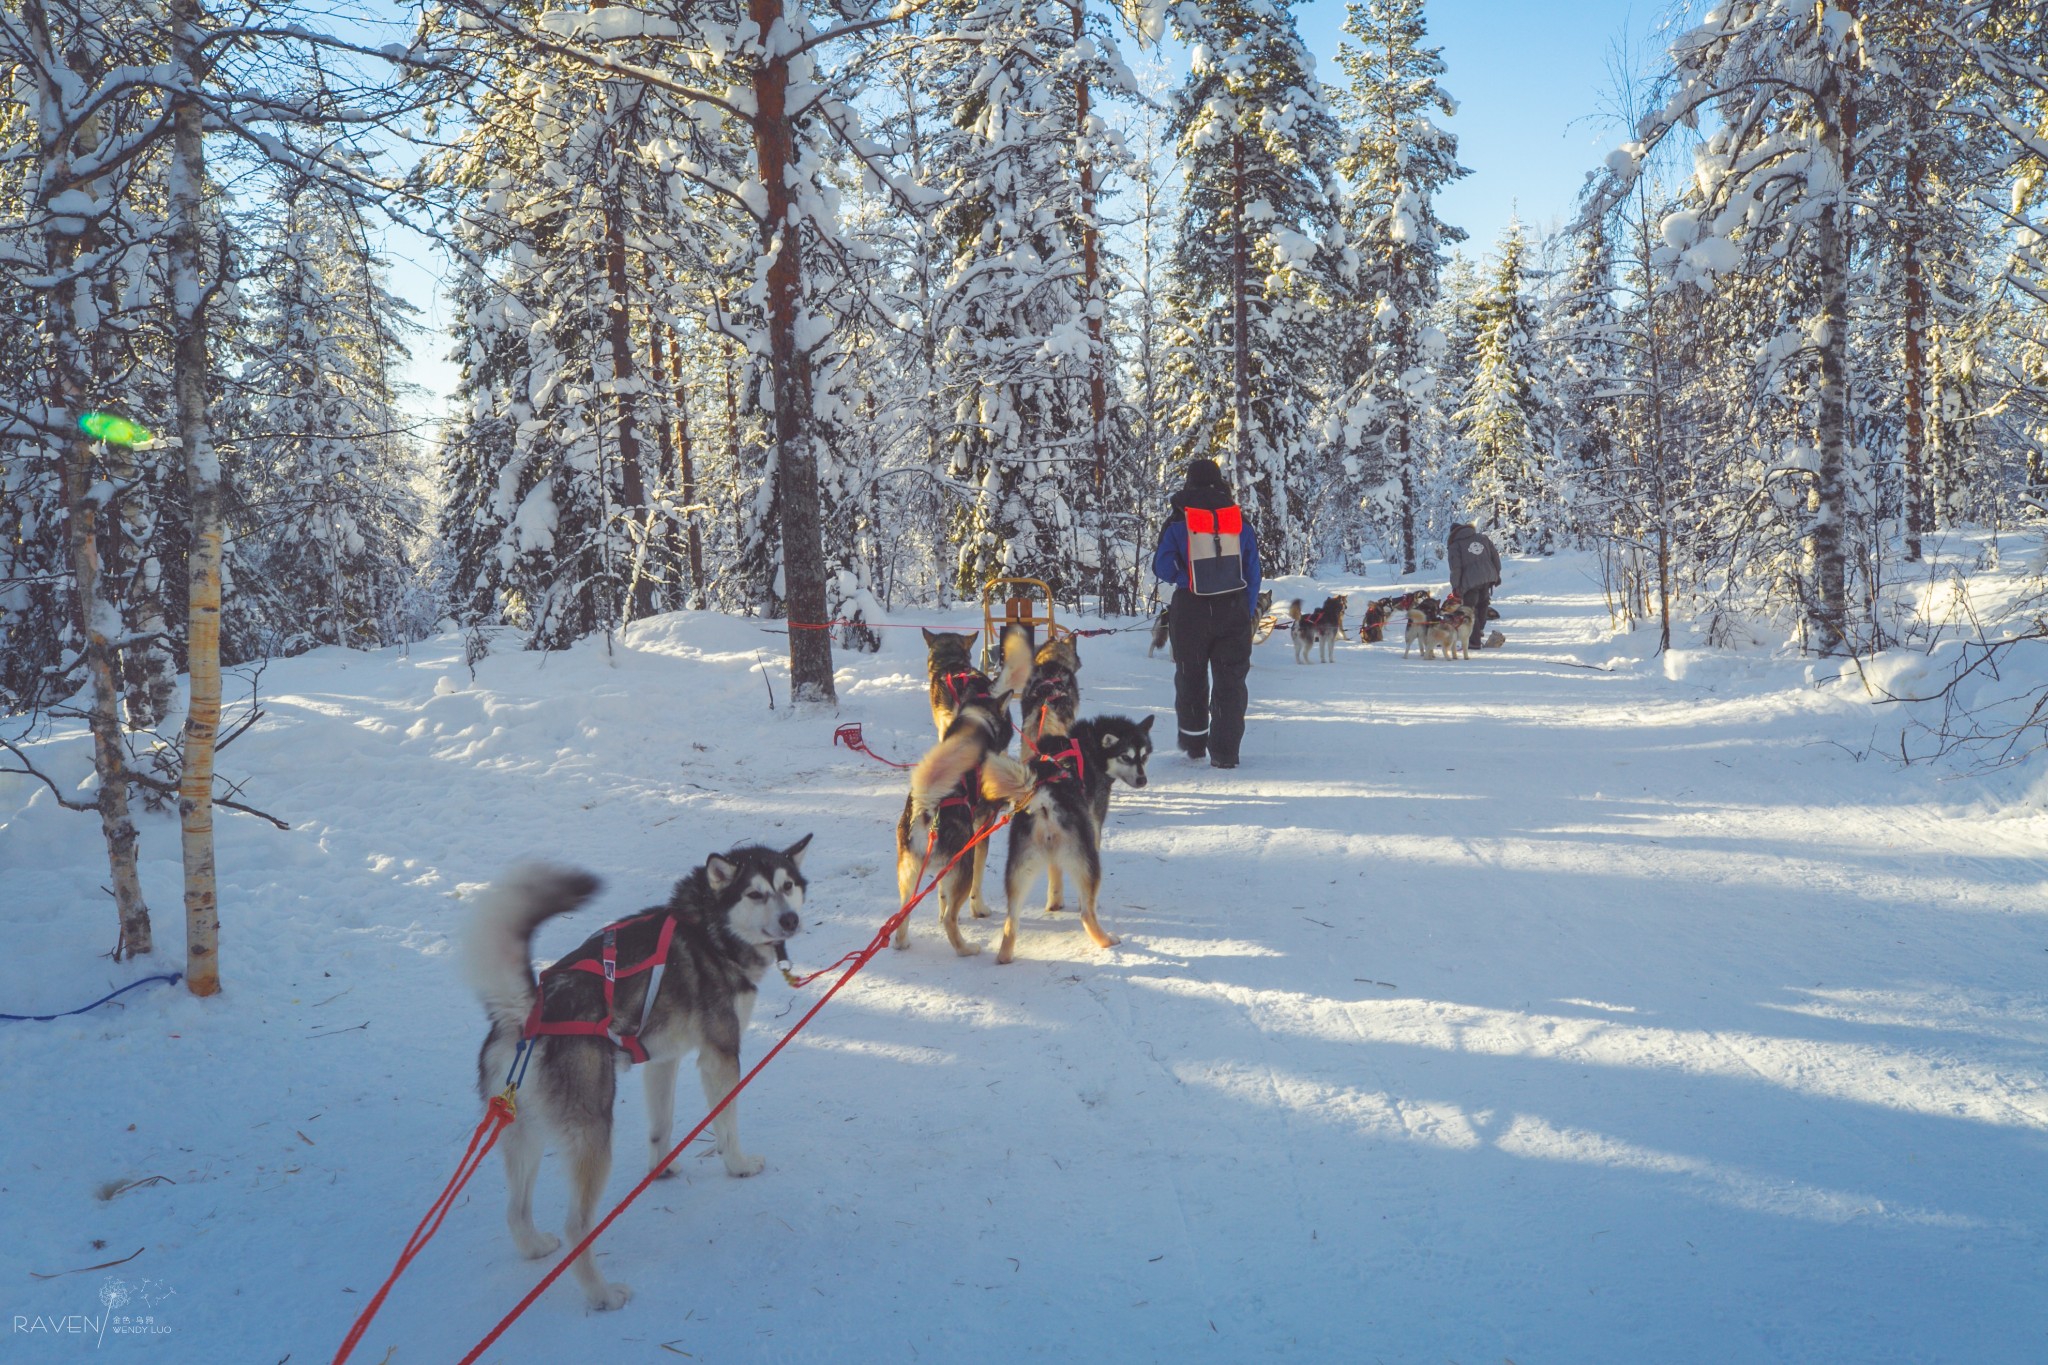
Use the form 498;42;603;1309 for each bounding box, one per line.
833;721;912;769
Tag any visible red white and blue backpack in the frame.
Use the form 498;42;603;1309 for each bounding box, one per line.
1184;504;1247;596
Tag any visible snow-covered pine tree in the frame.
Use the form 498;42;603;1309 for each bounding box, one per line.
923;0;1136;601
1591;2;1875;653
1547;218;1621;555
1160;0;1344;570
1455;222;1556;552
1332;0;1466;574
428;15;675;651
236;176;424;654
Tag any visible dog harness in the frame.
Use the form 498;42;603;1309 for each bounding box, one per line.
936;669;987;709
1030;735;1086;785
522;911;677;1065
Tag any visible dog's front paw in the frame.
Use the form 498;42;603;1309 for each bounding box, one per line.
587;1282;633;1312
1043;900;1065;915
723;1151;766;1177
969;898;992;919
952;938;982;957
514;1229;561;1259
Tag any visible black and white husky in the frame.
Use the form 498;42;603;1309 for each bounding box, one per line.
465;841;810;1311
981;714;1154;964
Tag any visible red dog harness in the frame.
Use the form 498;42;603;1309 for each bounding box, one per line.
937;670;986;708
522;911;677;1065
1031;735;1086;785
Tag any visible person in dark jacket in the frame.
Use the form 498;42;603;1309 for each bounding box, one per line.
1152;458;1261;769
1446;522;1502;650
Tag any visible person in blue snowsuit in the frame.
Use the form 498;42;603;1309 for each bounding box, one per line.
1152;458;1261;770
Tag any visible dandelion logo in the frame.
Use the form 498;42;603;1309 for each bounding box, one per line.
93;1281;128;1346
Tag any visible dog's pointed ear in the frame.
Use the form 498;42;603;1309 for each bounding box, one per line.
1138;714;1156;734
1099;731;1118;750
706;854;738;894
783;833;813;868
957;631;980;647
991;688;1014;709
922;628;942;647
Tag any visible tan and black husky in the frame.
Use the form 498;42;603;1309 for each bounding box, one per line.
465;843;810;1310
921;626;1030;738
895;670;1020;955
1431;601;1475;660
1019;633;1081;752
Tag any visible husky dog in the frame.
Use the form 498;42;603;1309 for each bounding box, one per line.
465;842;810;1311
980;714;1154;964
1288;595;1349;664
1020;634;1081;752
1426;601;1471;660
1402;605;1434;659
895;677;1018;955
922;626;1030;739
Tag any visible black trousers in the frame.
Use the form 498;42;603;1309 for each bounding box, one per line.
1169;588;1252;761
1463;584;1492;648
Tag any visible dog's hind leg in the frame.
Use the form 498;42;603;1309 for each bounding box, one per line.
698;1044;764;1176
998;837;1048;965
892;840;924;949
643;1057;681;1179
1072;844;1118;950
1044;861;1065;914
498;1110;559;1259
967;838;995;919
938;861;981;957
561;1124;631;1311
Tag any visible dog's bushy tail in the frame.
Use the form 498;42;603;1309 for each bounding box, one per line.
995;623;1032;698
909;721;993;810
463;864;602;1030
977;751;1036;807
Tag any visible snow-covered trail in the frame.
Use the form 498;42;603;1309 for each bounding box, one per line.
3;557;2045;1363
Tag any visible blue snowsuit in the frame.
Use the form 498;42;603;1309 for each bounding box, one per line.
1152;481;1260;765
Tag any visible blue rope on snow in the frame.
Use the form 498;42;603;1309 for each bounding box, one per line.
0;972;183;1022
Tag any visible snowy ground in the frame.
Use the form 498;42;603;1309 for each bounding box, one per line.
4;551;2047;1364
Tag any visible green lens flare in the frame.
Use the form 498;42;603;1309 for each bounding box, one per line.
79;412;152;446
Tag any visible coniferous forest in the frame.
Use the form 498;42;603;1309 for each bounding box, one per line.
5;1;2048;963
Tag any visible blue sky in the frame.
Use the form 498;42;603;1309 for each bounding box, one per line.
393;0;1668;420
1295;0;1662;254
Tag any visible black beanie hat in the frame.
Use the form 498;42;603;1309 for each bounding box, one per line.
1185;458;1225;488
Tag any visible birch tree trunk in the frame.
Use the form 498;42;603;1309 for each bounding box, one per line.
1901;138;1928;564
22;0;154;957
1229;130;1253;502
169;0;222;995
1809;43;1854;656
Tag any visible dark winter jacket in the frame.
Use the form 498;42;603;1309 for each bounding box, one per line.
1154;481;1261;617
1447;523;1502;597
